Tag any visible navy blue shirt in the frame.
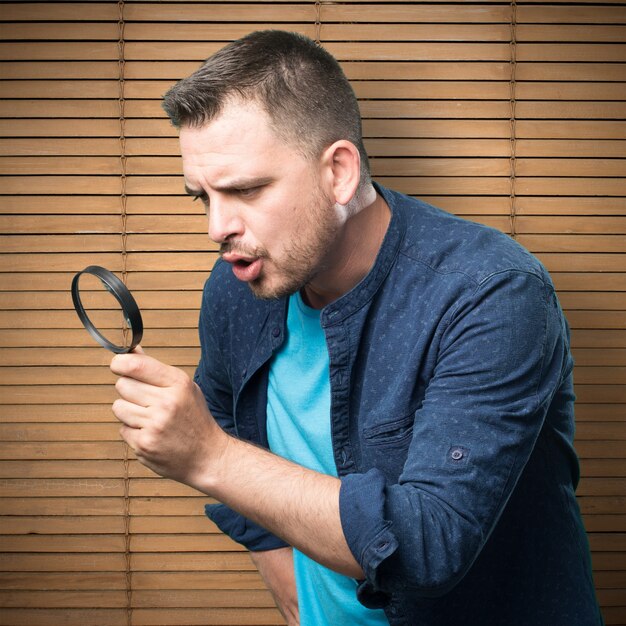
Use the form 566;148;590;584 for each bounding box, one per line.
196;184;603;626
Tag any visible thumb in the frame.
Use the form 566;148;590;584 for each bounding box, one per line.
131;344;145;355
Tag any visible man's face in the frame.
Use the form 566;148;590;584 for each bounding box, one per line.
180;100;341;300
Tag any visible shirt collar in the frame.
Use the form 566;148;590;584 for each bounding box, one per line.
320;182;406;327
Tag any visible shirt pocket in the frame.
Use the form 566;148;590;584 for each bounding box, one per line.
362;413;415;480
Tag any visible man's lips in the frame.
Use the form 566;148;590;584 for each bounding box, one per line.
222;252;264;282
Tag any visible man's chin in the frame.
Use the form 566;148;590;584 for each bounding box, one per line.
247;275;303;301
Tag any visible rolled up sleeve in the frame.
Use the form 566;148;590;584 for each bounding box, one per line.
339;269;570;603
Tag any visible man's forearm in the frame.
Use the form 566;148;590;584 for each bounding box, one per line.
196;433;364;579
110;352;363;580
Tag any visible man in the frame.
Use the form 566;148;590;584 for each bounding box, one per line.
111;30;603;625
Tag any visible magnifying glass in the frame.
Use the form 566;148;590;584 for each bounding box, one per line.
71;265;143;354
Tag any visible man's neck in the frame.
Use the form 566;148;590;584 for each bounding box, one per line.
302;189;391;310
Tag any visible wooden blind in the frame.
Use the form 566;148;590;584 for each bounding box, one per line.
0;2;624;624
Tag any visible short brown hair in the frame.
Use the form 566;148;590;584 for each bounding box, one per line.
162;30;370;181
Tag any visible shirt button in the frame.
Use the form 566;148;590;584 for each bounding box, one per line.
271;327;280;338
451;448;464;461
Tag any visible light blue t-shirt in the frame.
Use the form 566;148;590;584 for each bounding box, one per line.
267;291;388;626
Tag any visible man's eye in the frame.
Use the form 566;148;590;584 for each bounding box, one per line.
192;194;209;205
237;187;259;198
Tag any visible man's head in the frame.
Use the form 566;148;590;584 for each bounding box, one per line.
162;29;370;188
164;31;381;304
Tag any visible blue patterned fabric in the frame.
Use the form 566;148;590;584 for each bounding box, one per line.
197;184;603;625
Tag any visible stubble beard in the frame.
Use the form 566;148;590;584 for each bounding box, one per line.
248;189;341;301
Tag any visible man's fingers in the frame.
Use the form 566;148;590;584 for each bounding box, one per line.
112;398;151;429
110;351;180;387
114;375;166;408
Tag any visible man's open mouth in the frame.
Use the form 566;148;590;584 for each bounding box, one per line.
222;253;264;282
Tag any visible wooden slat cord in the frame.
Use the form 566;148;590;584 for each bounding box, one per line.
118;1;128;290
314;0;323;44
509;0;517;240
117;1;133;625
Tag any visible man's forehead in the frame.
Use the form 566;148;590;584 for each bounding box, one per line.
180;99;272;142
180;113;268;162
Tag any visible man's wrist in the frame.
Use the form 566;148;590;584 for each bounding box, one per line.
186;396;235;494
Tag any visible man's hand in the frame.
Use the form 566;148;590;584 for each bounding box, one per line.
110;348;364;580
110;348;228;489
250;548;299;626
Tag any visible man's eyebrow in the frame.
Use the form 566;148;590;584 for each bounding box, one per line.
184;177;273;198
212;177;274;193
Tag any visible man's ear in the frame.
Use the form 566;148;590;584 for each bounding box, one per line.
321;140;361;205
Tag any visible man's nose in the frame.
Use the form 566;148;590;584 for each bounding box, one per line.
207;198;244;243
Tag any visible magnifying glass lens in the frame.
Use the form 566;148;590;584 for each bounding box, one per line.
77;272;131;350
72;266;143;354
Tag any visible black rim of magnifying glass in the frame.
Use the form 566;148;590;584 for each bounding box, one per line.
71;265;143;354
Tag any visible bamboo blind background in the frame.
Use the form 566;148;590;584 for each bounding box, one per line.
0;1;624;624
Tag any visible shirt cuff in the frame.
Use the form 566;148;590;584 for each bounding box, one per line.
205;503;289;552
339;468;399;608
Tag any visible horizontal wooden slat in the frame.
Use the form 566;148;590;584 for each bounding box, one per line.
0;271;208;291
581;459;626;476
0;534;240;554
517;43;626;62
123;3;509;23
516;84;626;102
0;498;127;516
517;197;626;215
0;252;217;272
0;535;127;553
537;254;626;273
0;23;118;41
0;477;123;496
0;462;126;479
0;590;128;609
0;119;121;137
0;570;262;590
0;81;118;99
2;4;119;21
0;101;120;119
0;609;128;625
517;24;626;42
0;442;125;460
0;588;273;608
0;328;199;349
0;42;119;61
0;139;121;157
517;5;626;24
574;350;626;367
0;404;118;422
517;234;626;254
0;348;199;368
130;517;223;535
122;22;510;42
0;571;126;590
133;571;266;591
579;479;626;497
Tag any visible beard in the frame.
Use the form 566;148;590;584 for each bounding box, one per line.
220;187;341;301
